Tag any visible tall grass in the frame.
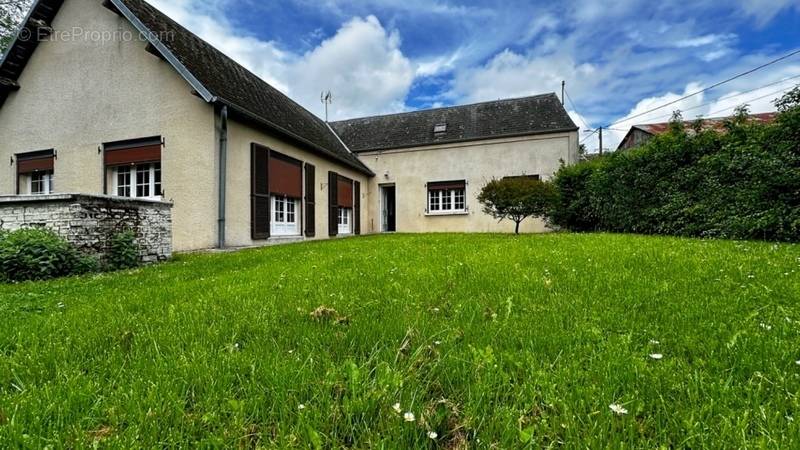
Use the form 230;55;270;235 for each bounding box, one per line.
0;234;799;448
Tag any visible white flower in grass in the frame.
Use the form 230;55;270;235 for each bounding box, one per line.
760;323;772;331
298;404;306;410
796;360;800;366
428;431;438;439
403;412;416;422
434;341;442;346
649;339;660;345
392;403;402;414
609;404;628;416
649;353;663;360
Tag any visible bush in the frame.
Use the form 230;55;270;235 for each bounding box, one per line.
549;89;800;242
0;228;98;282
478;177;556;234
109;229;141;271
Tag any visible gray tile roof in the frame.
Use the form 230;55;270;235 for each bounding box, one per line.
118;0;373;175
330;94;578;153
0;0;373;175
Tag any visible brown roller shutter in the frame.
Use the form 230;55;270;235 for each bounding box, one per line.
17;151;54;174
268;152;303;198
428;180;466;191
328;171;338;237
104;138;162;166
305;163;316;237
354;181;361;235
251;144;270;240
337;176;354;208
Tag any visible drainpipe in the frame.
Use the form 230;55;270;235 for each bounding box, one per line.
217;105;228;249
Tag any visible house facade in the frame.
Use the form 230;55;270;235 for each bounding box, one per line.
0;0;578;252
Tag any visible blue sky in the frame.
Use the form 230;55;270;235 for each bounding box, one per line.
149;0;800;150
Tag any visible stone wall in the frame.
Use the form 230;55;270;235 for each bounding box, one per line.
0;194;172;263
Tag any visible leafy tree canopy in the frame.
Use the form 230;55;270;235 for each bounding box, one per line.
477;177;556;234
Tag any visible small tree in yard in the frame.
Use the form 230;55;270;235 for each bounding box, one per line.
478;177;556;234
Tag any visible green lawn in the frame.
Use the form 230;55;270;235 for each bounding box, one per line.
1;233;799;448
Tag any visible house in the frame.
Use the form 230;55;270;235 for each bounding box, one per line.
0;0;579;252
616;112;778;151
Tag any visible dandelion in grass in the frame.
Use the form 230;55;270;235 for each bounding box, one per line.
298;404;306;410
403;412;416;422
649;353;663;360
428;431;438;439
392;403;402;414
609;404;628;416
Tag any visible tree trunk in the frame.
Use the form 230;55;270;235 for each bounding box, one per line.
515;221;521;235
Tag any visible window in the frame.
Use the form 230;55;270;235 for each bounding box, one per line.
338;207;352;234
30;171;54;195
272;195;300;236
114;163;162;199
427;180;467;214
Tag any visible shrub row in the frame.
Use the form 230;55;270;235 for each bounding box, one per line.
549;89;800;242
0;228;142;283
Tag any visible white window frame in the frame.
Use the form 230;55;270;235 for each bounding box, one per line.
271;195;301;236
427;186;467;215
113;163;162;200
338;207;352;235
29;171;54;195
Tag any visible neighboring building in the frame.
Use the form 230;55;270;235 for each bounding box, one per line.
331;97;578;233
616;112;778;151
0;0;579;252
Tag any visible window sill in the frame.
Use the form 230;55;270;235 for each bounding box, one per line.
425;210;469;217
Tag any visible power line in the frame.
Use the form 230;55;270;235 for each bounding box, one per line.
565;90;593;131
705;85;796;117
634;74;800;124
579;128;598;145
607;48;800;128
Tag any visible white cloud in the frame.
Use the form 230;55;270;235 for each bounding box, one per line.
289;16;415;119
449;49;597;104
674;33;736;48
148;1;414;120
734;0;800;26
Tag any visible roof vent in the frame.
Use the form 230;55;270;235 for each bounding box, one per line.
434;123;447;134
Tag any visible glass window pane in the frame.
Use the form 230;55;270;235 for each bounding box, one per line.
154;163;162;196
117;167;131;197
136;165;150;198
31;173;44;194
429;189;440;211
455;189;465;210
287;200;295;223
442;190;452;210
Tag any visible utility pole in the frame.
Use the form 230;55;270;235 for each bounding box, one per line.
561;80;566;105
598;127;603;155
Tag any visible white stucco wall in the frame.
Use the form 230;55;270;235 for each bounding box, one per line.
361;131;578;234
0;0;217;251
224;119;371;248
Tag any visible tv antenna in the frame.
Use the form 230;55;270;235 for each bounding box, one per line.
321;91;333;122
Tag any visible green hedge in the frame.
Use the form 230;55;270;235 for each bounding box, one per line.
550;89;800;242
0;228;99;283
